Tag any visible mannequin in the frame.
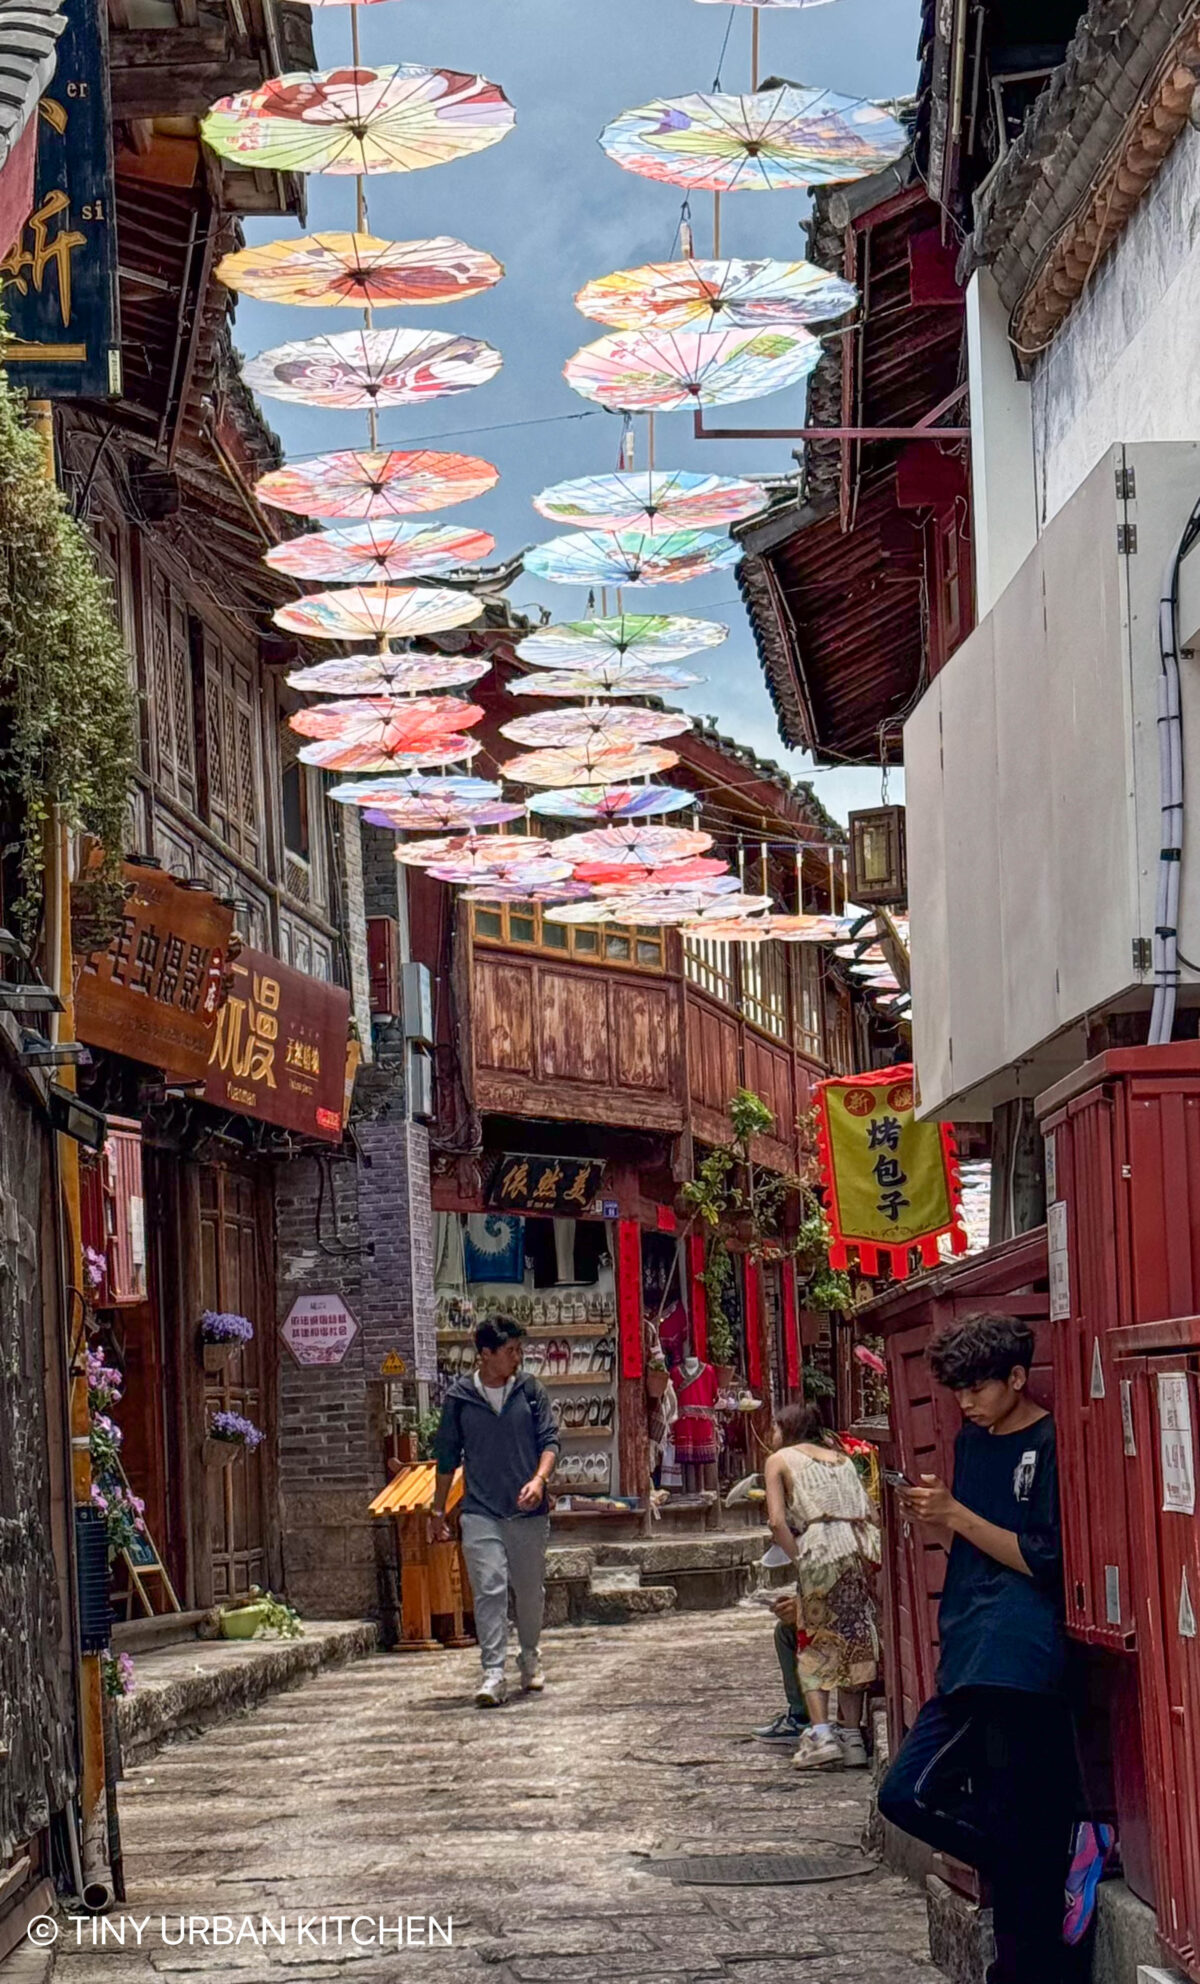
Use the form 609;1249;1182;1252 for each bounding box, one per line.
670;1347;720;1495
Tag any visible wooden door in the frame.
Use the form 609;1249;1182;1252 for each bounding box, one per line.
199;1168;274;1599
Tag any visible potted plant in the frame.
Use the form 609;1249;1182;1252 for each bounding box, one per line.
199;1309;254;1372
218;1587;303;1640
645;1349;670;1400
203;1410;264;1468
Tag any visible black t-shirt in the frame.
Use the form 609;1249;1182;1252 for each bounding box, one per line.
936;1413;1067;1697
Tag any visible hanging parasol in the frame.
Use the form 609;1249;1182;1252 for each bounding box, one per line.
555;823;712;865
517;613;727;669
273;584;484;642
255;449;499;520
217;232;504;310
507;661;702;699
266;520;495;584
243;327;503;411
500;705;689;751
328;773;502;807
286;652;490;696
464;880;597;905
289;696;484;747
533;469;767;536
299;734;482;773
524;528;739;589
363;800;524;831
501;744;680;787
202;66;517;177
545;886;738;927
682;916;771;940
695;892;774;917
575;256;857;333
391;833;551;869
525;784;697;821
599;84;907;194
426;855;575;886
563;327;819;412
579;857;730;889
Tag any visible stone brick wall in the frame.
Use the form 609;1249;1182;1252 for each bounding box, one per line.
355;1119;437;1383
331;802;373;1064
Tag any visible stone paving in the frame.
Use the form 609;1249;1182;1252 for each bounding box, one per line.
56;1610;942;1984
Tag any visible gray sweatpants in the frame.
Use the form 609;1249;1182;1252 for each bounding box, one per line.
460;1511;550;1676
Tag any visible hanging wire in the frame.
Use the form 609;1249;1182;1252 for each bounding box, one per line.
712;4;737;89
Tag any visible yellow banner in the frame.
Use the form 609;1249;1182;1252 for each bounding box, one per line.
819;1070;954;1253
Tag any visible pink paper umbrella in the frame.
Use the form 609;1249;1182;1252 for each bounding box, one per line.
267;521;496;584
362;802;524;832
274;584;483;642
391;834;552;869
255;449;499;521
244;326;502;411
579;857;729;889
298;734;482;773
289;697;484;747
286;652;490;696
427;858;575;886
499;705;690;749
555;823;713;865
500;745;680;787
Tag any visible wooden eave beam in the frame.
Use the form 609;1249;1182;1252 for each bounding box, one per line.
109;27;260;118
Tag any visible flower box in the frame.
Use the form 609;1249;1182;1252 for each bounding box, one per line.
203;1436;243;1469
202;1341;236;1374
218;1601;270;1640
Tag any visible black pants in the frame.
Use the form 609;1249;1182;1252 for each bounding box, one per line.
774;1620;808;1719
878;1688;1077;1984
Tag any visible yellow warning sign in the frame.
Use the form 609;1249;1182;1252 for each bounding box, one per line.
380;1350;408;1377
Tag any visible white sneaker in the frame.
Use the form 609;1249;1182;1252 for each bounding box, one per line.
792;1727;843;1771
835;1725;868;1769
475;1669;507;1708
519;1659;545;1694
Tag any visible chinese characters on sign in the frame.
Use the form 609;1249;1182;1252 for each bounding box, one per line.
76;866;233;1081
1;0;120;397
1158;1371;1196;1516
203;947;352;1145
281;1293;359;1368
486;1153;607;1215
813;1064;967;1279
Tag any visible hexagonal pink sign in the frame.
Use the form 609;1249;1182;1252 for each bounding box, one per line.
281;1292;359;1367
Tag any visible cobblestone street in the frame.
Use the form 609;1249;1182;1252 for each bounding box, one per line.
56;1612;940;1984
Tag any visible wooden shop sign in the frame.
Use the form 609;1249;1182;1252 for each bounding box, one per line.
486;1152;606;1216
203;945;351;1145
76;865;233;1080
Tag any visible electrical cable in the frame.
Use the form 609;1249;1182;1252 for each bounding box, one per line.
1150;491;1200;1043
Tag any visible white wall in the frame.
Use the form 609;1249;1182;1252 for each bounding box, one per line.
1031;126;1200;526
967;269;1038;616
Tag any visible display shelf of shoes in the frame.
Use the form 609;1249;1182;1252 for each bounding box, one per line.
437;1326;604;1342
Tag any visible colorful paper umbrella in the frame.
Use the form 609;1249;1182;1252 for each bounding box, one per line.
760;914;847;941
328;773;501;807
391;834;551;869
682;916;771;940
427;857;575;886
362;801;524;831
299;734;482;773
267;521;495;584
546;889;731;926
216;232;504;311
533;469;767;536
255;449;499;521
525;785;697;821
507;661;702;698
695;892;773;917
555;824;712;865
501;745;679;787
575;256;857;333
273;584;483;642
202;66;516;177
290;697;484;747
500;706;689;750
564;327;818;412
464;881;596;905
581;858;729;889
525;529;739;589
286;653;489;696
243;328;502;411
599;84;907;194
517;614;727;669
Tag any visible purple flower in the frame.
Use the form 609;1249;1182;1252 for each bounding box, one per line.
199;1310;254;1345
209;1410;264;1449
83;1246;107;1291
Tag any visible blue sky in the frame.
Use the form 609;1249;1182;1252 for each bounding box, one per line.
236;0;920;823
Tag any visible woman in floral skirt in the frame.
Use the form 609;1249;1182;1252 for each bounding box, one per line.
763;1401;880;1771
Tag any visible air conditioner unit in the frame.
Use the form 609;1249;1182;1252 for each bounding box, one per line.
401;961;433;1046
408;1044;434;1120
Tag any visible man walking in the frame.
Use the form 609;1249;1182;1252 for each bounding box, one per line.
430;1315;559;1707
877;1313;1107;1983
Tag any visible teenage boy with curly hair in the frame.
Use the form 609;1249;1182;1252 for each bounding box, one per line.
877;1314;1109;1984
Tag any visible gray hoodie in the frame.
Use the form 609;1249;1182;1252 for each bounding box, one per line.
432;1372;560;1521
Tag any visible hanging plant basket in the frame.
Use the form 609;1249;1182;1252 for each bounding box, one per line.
202;1340;236;1373
203;1436;244;1470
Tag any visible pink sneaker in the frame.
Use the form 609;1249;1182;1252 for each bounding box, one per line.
1064;1822;1114;1945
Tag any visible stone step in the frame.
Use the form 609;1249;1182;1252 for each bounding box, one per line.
584;1582;678;1624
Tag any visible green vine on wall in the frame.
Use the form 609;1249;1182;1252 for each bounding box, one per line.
0;360;135;942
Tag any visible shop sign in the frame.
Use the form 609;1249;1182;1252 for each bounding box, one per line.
76;865;233;1081
486;1153;606;1216
203;947;351;1145
1158;1372;1195;1516
281;1292;359;1367
813;1063;967;1278
1;0;121;398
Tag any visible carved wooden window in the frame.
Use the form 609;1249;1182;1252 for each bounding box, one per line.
198;625;262;867
741;941;787;1041
471;901;664;970
794;943;825;1061
148;567;196;809
683;932;734;1004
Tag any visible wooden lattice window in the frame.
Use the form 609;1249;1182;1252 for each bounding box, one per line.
741;941;787;1040
794;943;825;1061
198;625;262;867
471;900;664;969
148;568;196;810
684;931;735;1005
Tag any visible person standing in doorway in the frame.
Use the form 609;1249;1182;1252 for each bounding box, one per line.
877;1314;1107;1984
430;1315;559;1708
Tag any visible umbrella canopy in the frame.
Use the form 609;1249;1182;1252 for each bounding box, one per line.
524;528;739;588
290;696;484;747
243;327;502;410
546;884;741;926
427;855;574;886
216;233;504;309
364;800;523;831
507;661;702;698
266;520;495;584
392;833;550;868
501;744;679;787
464;880;596;905
202;65;516;176
501;705;689;750
575;255;857;333
517;613;727;669
255;448;499;520
681;916;771;940
533;468;767;535
564;325;820;413
525;784;697;821
328;773;502;807
286;652;490;696
299;734;482;773
555;824;712;864
273;584;484;642
599;83;907;194
579;857;729;889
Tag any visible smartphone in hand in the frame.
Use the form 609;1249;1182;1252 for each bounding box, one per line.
883;1468;913;1489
